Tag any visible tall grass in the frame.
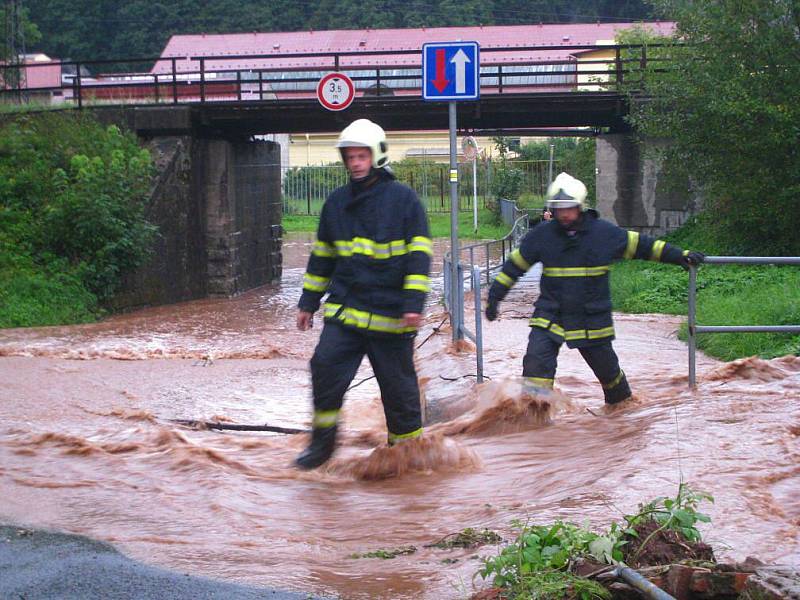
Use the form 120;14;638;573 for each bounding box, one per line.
610;220;800;360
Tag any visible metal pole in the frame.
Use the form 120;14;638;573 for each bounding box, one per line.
614;567;676;600
473;156;478;233
75;62;82;109
200;58;205;103
449;101;462;342
548;144;555;187
171;58;178;103
688;265;697;388
473;266;484;383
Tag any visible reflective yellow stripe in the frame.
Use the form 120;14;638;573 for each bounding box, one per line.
542;266;610;277
624;231;640;260
334;240;353;256
650;240;666;262
333;238;408;259
407;236;434;256
587;326;615;339
312;240;336;258
495;272;514;288
602;370;625;390
510;249;531;271
323;303;416;334
524;376;554;389
312;409;339;428
682;249;690;256
530;317;552;329
303;273;330;292
388;427;423;444
403;274;430;293
528;319;614;341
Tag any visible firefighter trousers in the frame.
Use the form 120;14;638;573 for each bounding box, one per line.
521;327;631;404
309;322;422;441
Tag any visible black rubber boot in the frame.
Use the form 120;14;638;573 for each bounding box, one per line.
294;425;337;470
603;372;632;404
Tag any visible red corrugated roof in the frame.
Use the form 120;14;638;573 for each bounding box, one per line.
151;22;674;73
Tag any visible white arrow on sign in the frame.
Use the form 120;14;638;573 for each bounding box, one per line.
450;49;471;94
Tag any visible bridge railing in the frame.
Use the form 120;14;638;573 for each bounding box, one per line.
1;43;670;108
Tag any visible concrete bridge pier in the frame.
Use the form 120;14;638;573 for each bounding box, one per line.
595;133;699;235
105;106;283;310
197;138;282;296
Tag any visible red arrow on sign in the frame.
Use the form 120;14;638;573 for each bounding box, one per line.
431;48;449;93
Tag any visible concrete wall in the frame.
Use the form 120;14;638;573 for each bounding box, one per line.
595;133;699;235
198;138;282;296
112;135;282;310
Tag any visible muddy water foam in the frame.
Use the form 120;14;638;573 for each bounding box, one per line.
1;233;798;599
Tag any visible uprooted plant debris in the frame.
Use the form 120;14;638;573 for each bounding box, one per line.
426;528;503;550
348;545;417;559
623;518;715;568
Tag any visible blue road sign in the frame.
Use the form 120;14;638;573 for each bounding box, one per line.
422;42;480;101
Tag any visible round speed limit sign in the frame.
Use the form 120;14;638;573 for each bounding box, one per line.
316;72;355;111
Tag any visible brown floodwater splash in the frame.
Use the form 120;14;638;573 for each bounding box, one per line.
1;233;799;599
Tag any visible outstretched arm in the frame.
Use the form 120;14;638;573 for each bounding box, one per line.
485;231;540;321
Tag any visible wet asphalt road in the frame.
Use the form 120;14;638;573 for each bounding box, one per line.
0;525;326;600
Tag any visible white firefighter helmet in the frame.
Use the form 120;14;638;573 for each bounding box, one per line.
547;172;587;209
335;119;389;169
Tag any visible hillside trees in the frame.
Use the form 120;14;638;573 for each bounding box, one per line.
25;0;653;62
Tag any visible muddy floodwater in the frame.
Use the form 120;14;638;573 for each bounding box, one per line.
1;232;798;599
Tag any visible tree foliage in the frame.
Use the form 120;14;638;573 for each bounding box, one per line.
627;0;800;254
25;1;654;62
519;138;596;206
0;113;156;303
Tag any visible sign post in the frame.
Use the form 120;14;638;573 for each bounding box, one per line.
422;41;480;341
462;136;479;233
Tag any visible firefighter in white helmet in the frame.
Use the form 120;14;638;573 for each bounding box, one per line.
485;172;704;404
295;119;432;469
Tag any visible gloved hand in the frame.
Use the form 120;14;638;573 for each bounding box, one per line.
485;297;499;321
680;251;706;271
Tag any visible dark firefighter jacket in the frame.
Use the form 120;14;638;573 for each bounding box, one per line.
488;209;688;348
297;170;432;336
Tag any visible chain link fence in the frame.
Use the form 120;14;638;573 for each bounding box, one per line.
281;159;556;216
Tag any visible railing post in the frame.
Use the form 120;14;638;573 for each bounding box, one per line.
75;61;83;109
153;74;160;103
486;242;491;286
200;57;206;102
639;45;647;86
688;264;697;388
376;68;381;91
258;71;263;100
440;167;445;209
614;47;623;88
469;246;475;289
473;266;484;383
498;65;503;94
236;70;242;101
171;57;178;104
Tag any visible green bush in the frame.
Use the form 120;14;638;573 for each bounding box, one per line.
0;234;98;327
0;112;156;326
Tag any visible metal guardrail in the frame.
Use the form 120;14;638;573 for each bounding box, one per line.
0;43;668;107
687;256;800;387
443;211;530;382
